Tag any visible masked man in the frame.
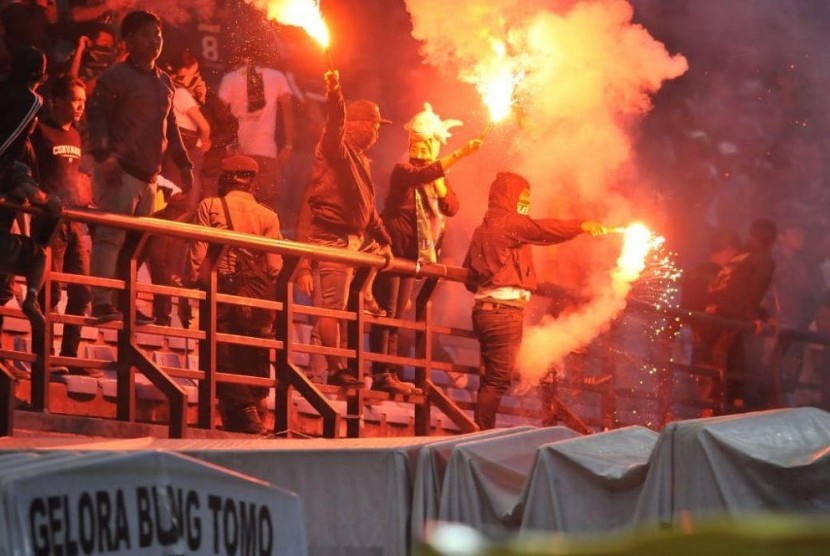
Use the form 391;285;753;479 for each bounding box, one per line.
464;172;608;429
370;103;482;393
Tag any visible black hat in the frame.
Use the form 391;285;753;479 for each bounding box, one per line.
11;46;47;84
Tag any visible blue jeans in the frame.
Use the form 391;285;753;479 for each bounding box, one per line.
472;301;524;429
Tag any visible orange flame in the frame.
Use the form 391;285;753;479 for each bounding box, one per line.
262;0;330;48
614;222;662;283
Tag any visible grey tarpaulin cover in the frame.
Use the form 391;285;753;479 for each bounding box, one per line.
438;426;580;536
632;407;830;528
411;427;536;541
177;436;436;556
519;425;658;534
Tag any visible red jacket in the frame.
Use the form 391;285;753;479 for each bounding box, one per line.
464;172;583;293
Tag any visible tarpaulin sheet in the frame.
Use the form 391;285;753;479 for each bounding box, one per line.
519;426;658;534
438;427;580;537
632;407;830;528
411;427;535;542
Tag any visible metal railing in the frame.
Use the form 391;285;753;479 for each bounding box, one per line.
0;203;479;438
2;203;829;437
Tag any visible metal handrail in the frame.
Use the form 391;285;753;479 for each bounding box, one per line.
0;202;479;438
2;202;827;437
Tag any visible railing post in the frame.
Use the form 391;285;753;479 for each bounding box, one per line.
115;230;148;423
30;244;52;412
274;258;298;437
345;265;375;438
414;277;438;435
196;244;225;430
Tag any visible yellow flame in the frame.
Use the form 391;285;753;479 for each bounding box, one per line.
614;222;662;283
476;39;522;123
264;0;330;48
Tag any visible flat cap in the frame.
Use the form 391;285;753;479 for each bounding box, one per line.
220;155;259;174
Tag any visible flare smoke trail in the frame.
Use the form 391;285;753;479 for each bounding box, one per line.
405;0;687;384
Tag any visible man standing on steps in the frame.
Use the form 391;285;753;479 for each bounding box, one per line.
294;68;400;392
464;172;609;430
184;155;282;434
86;10;192;324
31;74;99;377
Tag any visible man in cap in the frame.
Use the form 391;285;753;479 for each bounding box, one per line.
184;154;282;434
294;69;398;390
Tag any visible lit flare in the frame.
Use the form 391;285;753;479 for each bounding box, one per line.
614;222;662;283
475;39;523;123
262;0;330;48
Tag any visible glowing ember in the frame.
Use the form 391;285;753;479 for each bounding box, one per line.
614;222;662;283
256;0;330;48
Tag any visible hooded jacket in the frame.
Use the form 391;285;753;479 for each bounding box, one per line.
464;172;583;294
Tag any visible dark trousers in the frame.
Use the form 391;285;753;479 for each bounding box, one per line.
712;329;771;412
37;220;90;357
215;292;275;406
472;302;524;429
370;273;415;376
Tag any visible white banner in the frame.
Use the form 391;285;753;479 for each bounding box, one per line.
0;451;307;556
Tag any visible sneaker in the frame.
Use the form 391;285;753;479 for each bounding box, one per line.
0;359;30;381
135;310;155;325
68;366;105;379
92;304;123;323
363;297;386;317
326;368;363;387
371;372;413;395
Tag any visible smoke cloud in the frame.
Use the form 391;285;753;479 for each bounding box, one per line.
404;0;687;383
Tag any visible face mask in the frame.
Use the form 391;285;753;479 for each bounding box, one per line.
517;189;530;215
87;45;118;66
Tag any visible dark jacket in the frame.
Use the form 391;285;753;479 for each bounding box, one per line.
86;59;191;182
464;172;583;293
295;85;390;246
0;80;41;183
383;159;458;260
707;242;775;320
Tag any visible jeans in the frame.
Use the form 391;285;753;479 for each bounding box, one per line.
90;164;157;308
35;219;91;357
472;301;524;429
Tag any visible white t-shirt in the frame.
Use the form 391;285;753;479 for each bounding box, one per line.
173;87;199;133
218;65;292;159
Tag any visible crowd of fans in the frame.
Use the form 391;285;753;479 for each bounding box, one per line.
1;1;827;433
